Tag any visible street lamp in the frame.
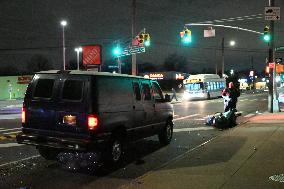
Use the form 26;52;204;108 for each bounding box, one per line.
229;40;236;46
221;38;236;77
74;47;82;70
60;20;67;70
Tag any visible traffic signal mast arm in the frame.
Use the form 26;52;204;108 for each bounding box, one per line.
184;23;263;35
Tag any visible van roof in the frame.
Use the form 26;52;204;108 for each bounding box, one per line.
36;70;148;79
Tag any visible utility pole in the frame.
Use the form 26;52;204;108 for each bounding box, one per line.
268;0;280;112
221;37;225;77
131;0;137;75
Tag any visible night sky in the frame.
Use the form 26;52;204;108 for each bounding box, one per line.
0;0;283;73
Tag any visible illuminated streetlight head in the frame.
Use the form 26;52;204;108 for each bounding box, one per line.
229;40;236;46
60;20;67;27
75;47;82;52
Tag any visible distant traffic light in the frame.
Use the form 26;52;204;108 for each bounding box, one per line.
263;26;271;42
180;28;192;44
113;45;122;56
137;33;150;47
144;33;150;47
138;34;144;44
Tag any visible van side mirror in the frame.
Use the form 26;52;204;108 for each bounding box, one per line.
165;94;171;102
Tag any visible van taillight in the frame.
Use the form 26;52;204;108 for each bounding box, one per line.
87;115;98;130
22;107;26;124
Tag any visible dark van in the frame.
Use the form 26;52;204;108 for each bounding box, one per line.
17;70;174;163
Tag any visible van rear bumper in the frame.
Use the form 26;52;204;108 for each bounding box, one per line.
16;132;109;151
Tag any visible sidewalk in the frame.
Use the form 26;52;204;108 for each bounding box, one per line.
120;112;284;189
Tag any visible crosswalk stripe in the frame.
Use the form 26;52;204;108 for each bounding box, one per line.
194;118;206;121
0;143;24;148
174;127;213;133
3;131;21;135
0;128;21;132
173;114;200;121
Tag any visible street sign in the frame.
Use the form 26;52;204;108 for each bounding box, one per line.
269;62;275;68
265;7;280;20
118;46;145;57
204;28;215;38
275;58;282;63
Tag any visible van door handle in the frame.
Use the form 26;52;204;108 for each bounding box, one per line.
133;105;135;110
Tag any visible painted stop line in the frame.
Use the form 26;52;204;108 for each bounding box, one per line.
173;126;213;133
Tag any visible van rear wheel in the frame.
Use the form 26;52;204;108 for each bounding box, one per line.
104;135;124;164
158;120;173;145
38;147;60;160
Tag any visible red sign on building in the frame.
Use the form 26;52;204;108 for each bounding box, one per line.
82;45;102;65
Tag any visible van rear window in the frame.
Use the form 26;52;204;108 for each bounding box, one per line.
33;79;55;98
62;80;83;101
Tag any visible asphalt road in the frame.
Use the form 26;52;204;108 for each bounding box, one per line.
0;92;270;189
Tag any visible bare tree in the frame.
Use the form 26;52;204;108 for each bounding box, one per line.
26;54;53;73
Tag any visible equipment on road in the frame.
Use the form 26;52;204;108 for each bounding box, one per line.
206;108;241;129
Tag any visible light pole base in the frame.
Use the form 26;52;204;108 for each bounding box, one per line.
273;99;280;112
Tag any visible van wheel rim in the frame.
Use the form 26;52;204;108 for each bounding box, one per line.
112;141;122;162
166;124;172;140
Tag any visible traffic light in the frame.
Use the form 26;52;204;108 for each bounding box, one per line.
113;45;122;57
263;26;271;42
138;34;144;44
144;33;150;47
137;33;151;47
180;28;192;44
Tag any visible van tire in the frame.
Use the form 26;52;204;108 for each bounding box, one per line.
38;147;60;160
104;135;124;164
158;120;173;145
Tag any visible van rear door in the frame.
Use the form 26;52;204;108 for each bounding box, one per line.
26;74;90;135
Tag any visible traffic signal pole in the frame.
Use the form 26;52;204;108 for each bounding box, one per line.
131;0;137;75
268;0;280;112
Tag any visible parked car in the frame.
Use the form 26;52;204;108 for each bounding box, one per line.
17;70;174;164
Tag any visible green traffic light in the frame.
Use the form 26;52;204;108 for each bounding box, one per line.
144;40;150;47
263;34;271;42
182;35;192;44
113;46;122;56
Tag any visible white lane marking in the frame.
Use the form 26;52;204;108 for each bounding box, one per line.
0;128;21;132
0;143;24;148
244;113;255;118
0;114;21;120
174;127;213;133
3;131;21;135
173;114;200;121
0;155;40;168
194;118;206;121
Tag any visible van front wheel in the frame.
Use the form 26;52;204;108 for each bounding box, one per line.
158;120;173;145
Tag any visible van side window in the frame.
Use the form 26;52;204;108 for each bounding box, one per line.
62;80;83;101
142;83;151;101
133;82;141;101
152;83;164;100
33;79;54;99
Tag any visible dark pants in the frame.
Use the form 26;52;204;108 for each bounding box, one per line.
224;100;237;112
